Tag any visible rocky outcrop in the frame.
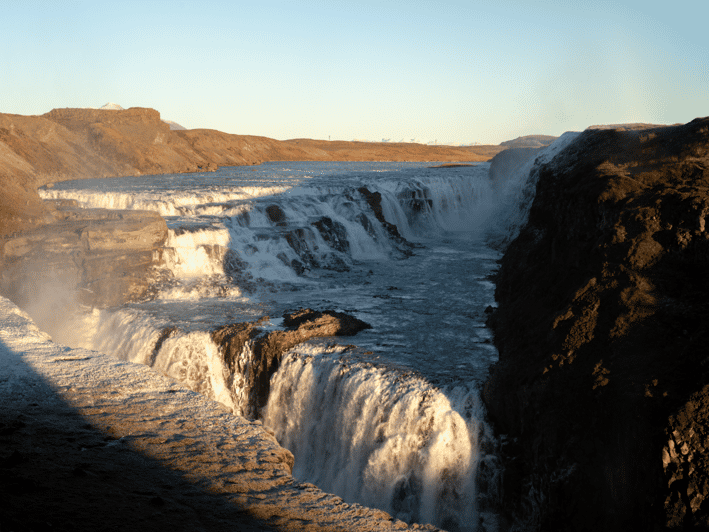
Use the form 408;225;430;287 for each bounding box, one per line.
484;117;709;530
211;309;371;418
0;200;167;309
357;186;409;244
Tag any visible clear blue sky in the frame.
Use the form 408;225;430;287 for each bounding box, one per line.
3;0;707;144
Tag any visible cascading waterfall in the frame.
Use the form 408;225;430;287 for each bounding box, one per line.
485;132;581;248
37;162;504;531
263;343;490;530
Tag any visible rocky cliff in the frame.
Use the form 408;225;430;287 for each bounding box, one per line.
484;117;709;530
0;199;167;312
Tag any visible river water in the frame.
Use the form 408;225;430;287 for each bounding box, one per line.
39;161;505;531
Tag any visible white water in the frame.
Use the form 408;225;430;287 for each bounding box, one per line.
37;161;516;531
486;132;581;248
264;343;489;529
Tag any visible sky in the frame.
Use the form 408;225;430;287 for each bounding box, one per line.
2;0;707;145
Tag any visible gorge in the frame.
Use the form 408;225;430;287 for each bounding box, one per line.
1;107;708;531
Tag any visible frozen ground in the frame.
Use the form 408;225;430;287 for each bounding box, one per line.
0;296;438;532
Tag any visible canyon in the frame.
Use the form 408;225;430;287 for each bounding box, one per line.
2;105;709;531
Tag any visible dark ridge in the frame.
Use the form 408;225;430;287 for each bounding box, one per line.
357;186;408;245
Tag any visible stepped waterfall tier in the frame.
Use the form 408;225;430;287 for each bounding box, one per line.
32;160;515;531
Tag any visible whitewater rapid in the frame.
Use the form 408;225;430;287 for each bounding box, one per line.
37;160;509;531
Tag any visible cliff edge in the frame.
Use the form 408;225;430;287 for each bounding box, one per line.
485;117;709;530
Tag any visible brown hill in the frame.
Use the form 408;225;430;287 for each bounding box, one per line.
499;134;557;148
280;138;503;162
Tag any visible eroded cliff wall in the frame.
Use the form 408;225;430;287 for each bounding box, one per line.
485;117;709;530
0;200;168;310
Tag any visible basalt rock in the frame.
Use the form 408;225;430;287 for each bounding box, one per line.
358;186;408;244
484;117;709;530
211;309;371;418
312;216;350;253
265;204;287;226
281;308;372;335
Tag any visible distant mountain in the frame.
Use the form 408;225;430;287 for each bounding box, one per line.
500;134;557;148
163;120;187;131
99;102;124;110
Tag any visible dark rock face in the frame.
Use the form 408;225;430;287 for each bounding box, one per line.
265;204;287;226
312;216;350;253
484;117;709;530
0;202;168;309
211;309;371;418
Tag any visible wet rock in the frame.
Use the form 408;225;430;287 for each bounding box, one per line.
358;186;406;242
282;308;372;336
484;117;709;530
312;216;350;253
212;309;371;418
284;228;318;269
265;204;287;226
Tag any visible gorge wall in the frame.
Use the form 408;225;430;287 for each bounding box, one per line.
0;199;167;312
484;117;709;530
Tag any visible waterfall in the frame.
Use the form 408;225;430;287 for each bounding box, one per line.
485;132;581;249
35;162;503;531
262;343;490;530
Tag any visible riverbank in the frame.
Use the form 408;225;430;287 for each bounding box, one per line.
0;106;510;238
